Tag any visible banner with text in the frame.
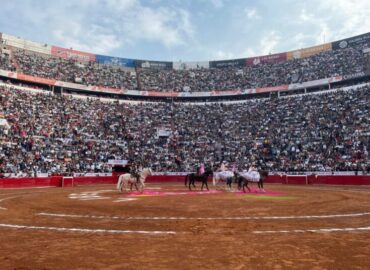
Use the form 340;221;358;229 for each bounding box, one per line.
51;46;96;62
108;160;128;166
17;73;56;85
342;71;370;81
288;76;342;90
246;53;287;66
256;84;289;93
96;55;135;68
287;43;332;60
209;58;246;68
211;90;242;96
135;60;173;69
173;61;210;70
332;32;370;50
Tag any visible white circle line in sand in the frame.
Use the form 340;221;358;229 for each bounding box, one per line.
0;223;176;235
36;212;370;221
114;198;138;202
0;196;21;210
253;226;370;234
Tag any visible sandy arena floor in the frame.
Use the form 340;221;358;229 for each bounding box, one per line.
0;183;370;270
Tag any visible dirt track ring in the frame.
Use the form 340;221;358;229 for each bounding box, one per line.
1;183;370;269
1;184;370;235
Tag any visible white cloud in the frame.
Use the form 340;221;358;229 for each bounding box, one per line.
209;0;224;9
317;0;370;38
259;31;282;55
299;8;312;22
53;24;122;54
1;0;195;53
297;0;370;44
105;0;137;11
116;5;194;47
245;8;260;20
212;49;235;60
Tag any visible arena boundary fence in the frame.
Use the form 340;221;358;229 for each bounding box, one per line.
0;174;369;188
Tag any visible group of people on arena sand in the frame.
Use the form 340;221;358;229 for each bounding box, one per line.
195;161;260;176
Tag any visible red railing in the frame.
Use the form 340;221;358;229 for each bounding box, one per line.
0;174;369;188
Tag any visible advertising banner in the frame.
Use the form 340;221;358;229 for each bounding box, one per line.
287;43;332;60
256;84;289;93
173;61;210;70
17;73;56;85
0;69;17;79
211;90;242;96
51;46;96;62
288;76;343;90
179;91;211;97
246;53;287;66
55;80;90;90
108;160;128;166
332;32;370;50
242;88;257;95
135;60;173;69
342;71;370;81
145;91;179;97
209;58;246;68
96;55;135;68
91;86;125;94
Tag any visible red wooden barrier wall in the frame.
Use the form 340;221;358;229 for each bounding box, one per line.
0;174;369;188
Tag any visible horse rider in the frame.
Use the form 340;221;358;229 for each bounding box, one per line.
130;161;140;182
196;163;203;176
220;161;227;171
248;163;258;173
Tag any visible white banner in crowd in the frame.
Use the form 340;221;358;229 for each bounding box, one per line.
107;160;128;166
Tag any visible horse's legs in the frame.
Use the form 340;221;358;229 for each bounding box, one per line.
140;183;145;193
205;181;209;191
258;180;265;192
245;182;251;192
118;180;122;192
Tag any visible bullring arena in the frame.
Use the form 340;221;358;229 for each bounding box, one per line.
1;175;370;269
1;14;370;269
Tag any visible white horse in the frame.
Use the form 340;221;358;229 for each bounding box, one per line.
116;168;153;193
213;170;235;190
239;170;260;182
236;170;266;192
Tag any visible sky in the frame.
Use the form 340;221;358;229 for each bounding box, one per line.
0;0;369;62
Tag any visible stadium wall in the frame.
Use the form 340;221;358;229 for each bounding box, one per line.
0;175;369;188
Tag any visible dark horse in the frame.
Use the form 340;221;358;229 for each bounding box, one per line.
185;169;213;191
236;170;269;193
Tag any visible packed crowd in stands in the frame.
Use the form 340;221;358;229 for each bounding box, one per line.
0;52;15;72
138;46;365;92
0;37;367;92
13;50;137;90
0;83;369;177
